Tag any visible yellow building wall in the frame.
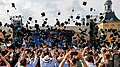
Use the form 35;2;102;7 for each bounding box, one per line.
103;22;120;30
98;23;103;31
103;22;120;43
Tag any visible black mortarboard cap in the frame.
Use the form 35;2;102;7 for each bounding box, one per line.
114;32;119;36
41;12;45;17
35;24;39;29
54;28;57;30
64;26;66;29
102;31;104;33
48;27;50;30
70;15;73;18
27;21;30;24
56;19;58;21
75;22;81;26
56;19;60;26
76;15;80;19
35;20;37;23
56;20;60;24
26;24;28;27
58;12;61;15
28;17;32;21
4;23;7;27
110;34;113;38
9;24;14;28
105;29;108;32
72;7;74;12
79;28;82;31
7;10;9;13
84;28;87;32
83;1;87;6
29;26;32;29
100;13;103;15
118;35;120;38
114;29;117;31
86;15;90;19
11;3;16;9
0;22;2;27
61;23;64;27
73;21;75;23
112;29;115;33
2;30;6;35
103;20;106;23
46;25;49;28
75;22;79;26
100;16;104;20
45;18;48;21
94;18;97;21
43;21;47;24
12;3;15;7
108;28;112;32
90;8;93;11
68;18;70;21
78;23;81;26
10;17;12;20
42;24;45;27
86;23;89;26
19;15;21;17
64;21;68;25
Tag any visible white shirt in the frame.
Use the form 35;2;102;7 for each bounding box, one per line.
40;58;59;67
86;61;96;67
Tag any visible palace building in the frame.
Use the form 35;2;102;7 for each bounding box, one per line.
98;0;120;42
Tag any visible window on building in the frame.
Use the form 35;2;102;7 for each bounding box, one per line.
111;24;114;29
118;24;120;31
105;24;108;29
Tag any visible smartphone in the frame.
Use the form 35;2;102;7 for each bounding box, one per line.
113;54;120;67
70;52;78;55
107;60;113;67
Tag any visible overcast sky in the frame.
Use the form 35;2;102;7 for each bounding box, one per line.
0;0;120;26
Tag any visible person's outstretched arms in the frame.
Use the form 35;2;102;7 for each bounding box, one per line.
17;44;26;67
77;50;88;67
59;52;70;67
0;53;11;67
31;51;38;67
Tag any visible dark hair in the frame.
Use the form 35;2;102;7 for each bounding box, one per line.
86;55;94;62
102;49;107;53
20;58;27;66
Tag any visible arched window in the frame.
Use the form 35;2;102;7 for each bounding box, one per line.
111;24;114;29
105;24;108;29
118;24;120;31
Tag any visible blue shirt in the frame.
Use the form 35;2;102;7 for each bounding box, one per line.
40;58;59;67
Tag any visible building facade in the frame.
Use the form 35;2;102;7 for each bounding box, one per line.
98;0;120;42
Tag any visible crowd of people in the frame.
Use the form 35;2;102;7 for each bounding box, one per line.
0;20;120;67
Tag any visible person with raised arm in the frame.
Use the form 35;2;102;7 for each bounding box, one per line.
0;53;11;67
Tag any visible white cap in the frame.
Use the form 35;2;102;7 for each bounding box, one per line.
7;43;11;47
43;55;51;62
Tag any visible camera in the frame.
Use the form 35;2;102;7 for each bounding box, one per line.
70;52;78;55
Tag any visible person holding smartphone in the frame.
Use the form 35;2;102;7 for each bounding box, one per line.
59;50;88;67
